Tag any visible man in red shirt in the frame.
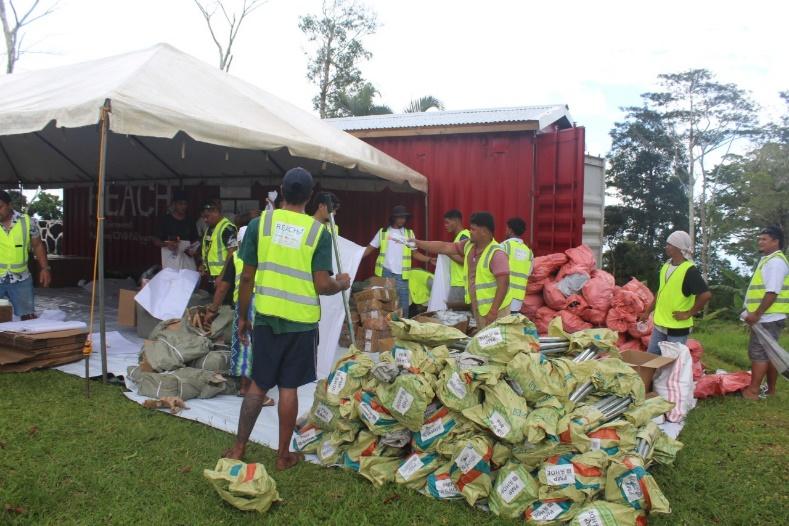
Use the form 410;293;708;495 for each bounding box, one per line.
411;211;509;329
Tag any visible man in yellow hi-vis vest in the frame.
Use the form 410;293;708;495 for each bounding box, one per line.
225;168;350;471
362;205;433;317
501;217;533;315
200;199;237;293
640;231;711;355
443;209;470;308
741;226;788;400
0;190;52;319
412;211;510;329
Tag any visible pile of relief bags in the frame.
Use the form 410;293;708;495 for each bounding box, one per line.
296;314;684;525
126;306;239;400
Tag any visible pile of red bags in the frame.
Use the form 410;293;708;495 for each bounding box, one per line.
521;244;655;351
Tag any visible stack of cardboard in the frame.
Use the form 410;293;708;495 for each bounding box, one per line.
339;277;400;352
0;328;88;372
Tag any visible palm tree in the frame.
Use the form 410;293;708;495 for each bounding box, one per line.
403;96;445;113
336;83;393;116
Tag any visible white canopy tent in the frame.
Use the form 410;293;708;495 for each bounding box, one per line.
0;43;427;383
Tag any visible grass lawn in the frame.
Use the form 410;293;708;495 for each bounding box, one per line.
1;322;787;525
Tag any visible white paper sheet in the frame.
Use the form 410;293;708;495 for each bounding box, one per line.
317;235;365;378
134;268;200;321
54;331;141;377
427;254;452;312
0;319;86;333
160;240;198;271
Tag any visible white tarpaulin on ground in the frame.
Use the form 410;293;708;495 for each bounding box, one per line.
54;331;140;377
317;236;365;378
134;268;200;321
427;254;452;312
0;43;427;193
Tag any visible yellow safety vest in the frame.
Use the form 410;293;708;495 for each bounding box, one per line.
232;252;244;304
501;237;533;303
409;268;433;306
449;229;470;287
464;240;507;316
654;260;695;329
374;227;413;280
0;213;30;275
254;209;323;323
745;251;789;314
202;217;233;277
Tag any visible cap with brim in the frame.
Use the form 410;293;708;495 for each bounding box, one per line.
391;205;411;217
282;167;314;194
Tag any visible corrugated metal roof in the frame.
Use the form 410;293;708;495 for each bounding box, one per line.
325;105;573;131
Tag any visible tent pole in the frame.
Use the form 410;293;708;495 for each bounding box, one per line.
97;99;111;383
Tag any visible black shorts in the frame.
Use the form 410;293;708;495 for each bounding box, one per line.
251;324;318;390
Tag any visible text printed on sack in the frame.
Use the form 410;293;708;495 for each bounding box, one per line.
497;472;526;504
455;444;483;474
545;463;575;486
476;327;503;348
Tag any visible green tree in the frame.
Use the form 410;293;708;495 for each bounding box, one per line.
603;105;689;288
643;69;759;280
403;96;444;113
335;82;392;116
299;0;377;118
28;190;62;220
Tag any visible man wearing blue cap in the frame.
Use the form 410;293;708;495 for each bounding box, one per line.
224;167;351;471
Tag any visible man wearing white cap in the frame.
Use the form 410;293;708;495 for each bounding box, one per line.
640;231;712;355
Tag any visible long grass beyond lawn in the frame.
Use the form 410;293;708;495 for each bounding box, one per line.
1;322;787;525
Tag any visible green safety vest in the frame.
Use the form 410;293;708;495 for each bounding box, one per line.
745;251;789;314
232;252;244;304
449;229;470;287
254;209;324;323
654;260;695;329
202;217;233;277
0;213;30;275
374;227;413;280
409;268;434;306
464;239;507;316
501;237;533;303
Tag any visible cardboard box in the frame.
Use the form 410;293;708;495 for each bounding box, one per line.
355;327;393;353
353;286;396;304
367;277;397;290
360;309;392;330
356;297;399;314
619;350;676;393
117;289;138;327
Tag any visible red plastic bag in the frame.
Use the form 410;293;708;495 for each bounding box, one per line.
564;294;589;317
581;308;607;326
531;254;568;281
534;306;558;334
557;310;593;333
611;289;645;315
526;277;548;295
618;338;645;352
591;268;615;286
640;335;652;348
606;305;637;333
521;293;545;321
557;245;596;279
582;275;615;311
543;280;567;310
686;339;705;380
621;278;654;312
627;318;653;338
694;371;751;399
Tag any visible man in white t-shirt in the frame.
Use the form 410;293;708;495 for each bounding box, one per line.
742;226;788;400
363;205;433;317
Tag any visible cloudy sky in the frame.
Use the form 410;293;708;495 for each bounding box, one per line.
7;0;788;157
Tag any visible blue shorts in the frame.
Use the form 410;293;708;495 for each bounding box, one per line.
251;324;318;390
0;277;35;317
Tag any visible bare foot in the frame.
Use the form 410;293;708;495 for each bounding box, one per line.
222;444;245;460
276;452;303;471
766;389;776;396
741;388;761;400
